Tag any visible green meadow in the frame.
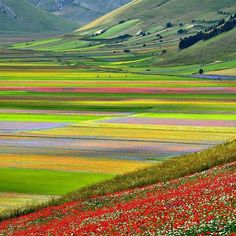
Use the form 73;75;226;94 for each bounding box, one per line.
0;113;108;123
0;168;114;195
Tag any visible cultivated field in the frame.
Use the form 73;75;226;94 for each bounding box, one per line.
1;140;236;234
0;57;235;213
0;0;236;234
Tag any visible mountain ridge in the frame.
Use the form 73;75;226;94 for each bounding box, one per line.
28;0;131;26
0;0;77;33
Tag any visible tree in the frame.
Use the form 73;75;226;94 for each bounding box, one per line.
119;20;125;24
161;49;167;54
179;14;236;49
199;68;204;74
166;22;173;28
177;29;186;34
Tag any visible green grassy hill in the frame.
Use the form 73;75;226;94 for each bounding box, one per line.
162;27;236;65
78;0;236;33
10;0;236;65
76;0;236;62
0;0;77;33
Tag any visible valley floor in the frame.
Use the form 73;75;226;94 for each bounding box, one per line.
0;52;235;215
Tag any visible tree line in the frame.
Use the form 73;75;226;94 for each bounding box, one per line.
179;14;236;49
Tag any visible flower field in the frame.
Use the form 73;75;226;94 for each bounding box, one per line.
0;162;235;235
0;154;151;174
0;1;236;232
0;64;236;212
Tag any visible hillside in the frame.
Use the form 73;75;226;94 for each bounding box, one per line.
0;140;236;234
78;0;236;32
75;0;236;63
13;0;236;66
28;0;130;26
0;0;77;33
162;27;236;65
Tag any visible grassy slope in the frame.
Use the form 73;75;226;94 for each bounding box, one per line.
162;28;236;65
0;0;77;33
15;0;236;65
78;0;236;33
1;139;236;220
75;0;236;64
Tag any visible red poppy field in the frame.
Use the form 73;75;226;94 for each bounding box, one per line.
0;161;235;235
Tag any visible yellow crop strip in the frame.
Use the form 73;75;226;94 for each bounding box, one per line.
0;71;134;79
206;68;236;76
27;124;236;143
72;123;236;133
0;154;152;174
69;99;236;106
